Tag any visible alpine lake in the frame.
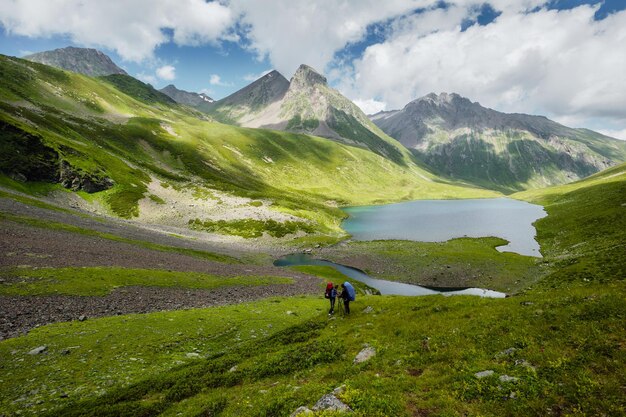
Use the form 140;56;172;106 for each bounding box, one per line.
276;198;547;297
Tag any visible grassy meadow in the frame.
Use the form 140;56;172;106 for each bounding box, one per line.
0;54;624;416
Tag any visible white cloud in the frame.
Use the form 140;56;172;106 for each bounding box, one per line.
338;5;626;132
229;0;431;77
136;72;157;85
156;65;176;80
0;0;234;62
209;74;232;86
597;128;626;141
353;98;387;115
243;69;272;81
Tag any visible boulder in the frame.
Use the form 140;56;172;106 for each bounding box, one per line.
354;346;376;364
312;394;352;412
474;370;494;379
290;406;313;416
28;346;47;355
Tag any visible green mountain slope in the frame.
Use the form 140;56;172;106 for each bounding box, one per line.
0;54;496;240
514;162;626;282
372;93;626;192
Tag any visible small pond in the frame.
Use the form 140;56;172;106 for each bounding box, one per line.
341;198;546;257
275;253;506;298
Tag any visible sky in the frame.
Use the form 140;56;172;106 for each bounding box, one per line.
0;0;625;139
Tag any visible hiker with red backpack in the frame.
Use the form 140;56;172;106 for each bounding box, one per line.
325;282;338;315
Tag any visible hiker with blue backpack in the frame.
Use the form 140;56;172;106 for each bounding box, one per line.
340;282;356;315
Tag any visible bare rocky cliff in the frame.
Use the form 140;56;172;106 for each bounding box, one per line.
25;46;127;77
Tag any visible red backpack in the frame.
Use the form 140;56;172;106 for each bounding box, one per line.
324;282;333;299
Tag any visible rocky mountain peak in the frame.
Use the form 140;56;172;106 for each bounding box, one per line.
290;64;327;89
413;92;470;108
159;84;214;107
24;46;127;77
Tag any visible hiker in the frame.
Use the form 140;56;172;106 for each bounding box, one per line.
325;282;337;315
340;282;356;314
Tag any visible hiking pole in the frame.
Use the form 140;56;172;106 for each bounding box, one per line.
338;298;345;317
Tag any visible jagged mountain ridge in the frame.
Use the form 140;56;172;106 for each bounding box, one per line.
159;84;213;107
208;65;409;163
24;46;127;77
371;93;626;191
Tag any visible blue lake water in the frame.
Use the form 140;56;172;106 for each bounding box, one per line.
274;253;506;298
341;198;547;257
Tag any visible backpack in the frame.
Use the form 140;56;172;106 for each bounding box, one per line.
324;282;333;299
343;282;356;301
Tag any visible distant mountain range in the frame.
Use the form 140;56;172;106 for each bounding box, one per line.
16;47;626;191
371;93;626;191
24;46;127;77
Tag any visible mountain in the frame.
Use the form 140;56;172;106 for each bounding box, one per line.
0;54;493;238
24;46;127;77
207;70;290;122
371;93;626;191
159;84;214;107
208;65;409;164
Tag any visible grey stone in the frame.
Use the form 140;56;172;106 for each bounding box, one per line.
27;346;47;355
499;375;519;383
312;394;352;412
495;347;517;359
78;315;87;322
332;385;346;395
474;370;494;379
362;306;374;314
354;346;376;364
290;406;313;416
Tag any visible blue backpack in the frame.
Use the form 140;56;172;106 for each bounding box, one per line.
343;282;356;301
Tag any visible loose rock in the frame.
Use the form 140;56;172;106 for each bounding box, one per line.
290;406;313;416
495;347;517;359
499;375;519;383
354;346;376;364
362;306;374;314
312;394;352;412
474;370;494;379
332;385;346;395
27;346;47;355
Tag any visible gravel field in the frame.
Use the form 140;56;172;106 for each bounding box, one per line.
0;196;322;340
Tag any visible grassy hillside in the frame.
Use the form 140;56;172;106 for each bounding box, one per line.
1;160;623;417
0;54;497;241
514;161;626;284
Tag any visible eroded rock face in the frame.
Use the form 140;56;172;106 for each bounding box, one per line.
0;121;113;193
24;46;127;77
59;161;114;193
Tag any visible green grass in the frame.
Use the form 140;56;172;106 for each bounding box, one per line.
1;285;623;416
319;237;544;293
514;162;626;287
188;218;316;239
0;267;292;296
